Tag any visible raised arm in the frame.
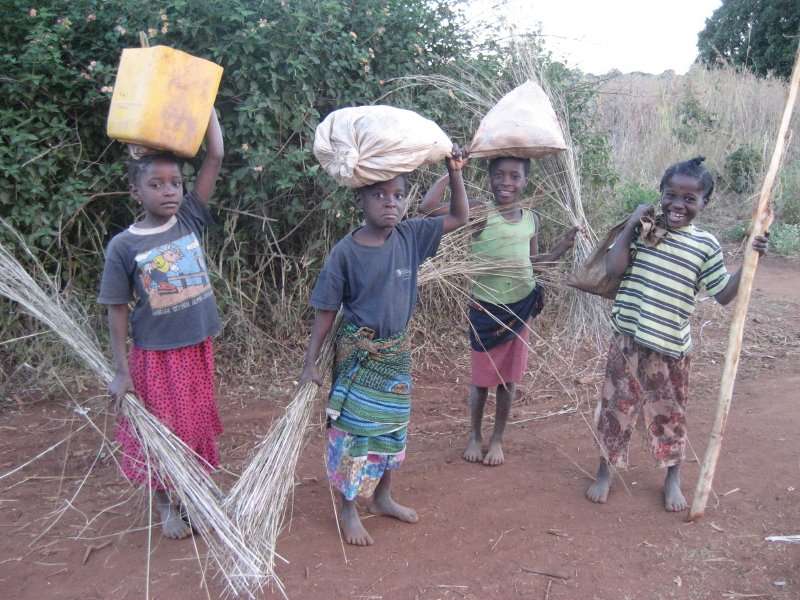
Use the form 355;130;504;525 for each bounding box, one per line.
441;145;470;234
419;172;452;216
298;308;338;386
713;234;770;305
532;215;583;268
108;303;135;411
606;204;654;278
193;108;224;204
419;171;483;219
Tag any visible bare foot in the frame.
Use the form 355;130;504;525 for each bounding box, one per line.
463;437;484;462
482;440;504;466
158;504;192;540
369;494;418;523
664;464;687;512
586;459;612;504
341;502;373;546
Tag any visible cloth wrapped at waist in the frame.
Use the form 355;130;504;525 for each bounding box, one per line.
326;321;412;457
469;285;545;352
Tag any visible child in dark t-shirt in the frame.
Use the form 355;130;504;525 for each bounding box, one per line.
98;109;224;540
298;146;468;546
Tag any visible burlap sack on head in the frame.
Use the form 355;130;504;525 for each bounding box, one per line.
567;213;668;300
469;80;568;160
313;105;453;189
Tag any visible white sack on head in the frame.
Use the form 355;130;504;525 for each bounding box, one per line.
469;80;567;160
313;105;453;188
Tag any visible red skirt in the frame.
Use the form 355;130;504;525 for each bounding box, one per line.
116;338;223;489
471;322;531;388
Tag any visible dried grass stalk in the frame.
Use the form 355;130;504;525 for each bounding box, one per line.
0;233;270;597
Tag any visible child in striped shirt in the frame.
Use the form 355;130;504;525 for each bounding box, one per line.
586;157;768;511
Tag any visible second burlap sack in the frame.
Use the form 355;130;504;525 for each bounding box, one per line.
469;80;567;160
314;105;453;189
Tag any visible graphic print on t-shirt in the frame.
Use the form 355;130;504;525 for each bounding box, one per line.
134;233;212;311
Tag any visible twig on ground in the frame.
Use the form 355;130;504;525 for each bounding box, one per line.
81;540;111;565
520;567;570;580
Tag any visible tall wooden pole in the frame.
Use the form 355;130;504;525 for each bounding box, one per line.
687;37;800;522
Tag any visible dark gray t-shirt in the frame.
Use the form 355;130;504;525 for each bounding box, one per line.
310;217;444;338
97;190;222;351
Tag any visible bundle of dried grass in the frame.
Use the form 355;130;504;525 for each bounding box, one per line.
0;234;269;597
391;50;608;353
224;312;342;583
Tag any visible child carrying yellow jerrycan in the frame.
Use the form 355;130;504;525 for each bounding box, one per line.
100;46;226;539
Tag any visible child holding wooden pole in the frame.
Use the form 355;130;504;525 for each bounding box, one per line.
420;157;581;466
99;109;224;539
298;146;468;546
586;157;768;511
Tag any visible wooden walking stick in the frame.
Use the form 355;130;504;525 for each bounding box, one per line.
687;37;800;522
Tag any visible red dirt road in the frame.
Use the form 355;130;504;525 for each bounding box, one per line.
1;253;799;600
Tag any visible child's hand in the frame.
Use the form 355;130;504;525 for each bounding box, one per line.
109;372;136;413
298;363;323;387
753;232;769;256
445;144;469;173
631;203;655;223
562;225;586;248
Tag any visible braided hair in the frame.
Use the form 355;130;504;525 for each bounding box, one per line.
126;152;183;186
660;156;714;200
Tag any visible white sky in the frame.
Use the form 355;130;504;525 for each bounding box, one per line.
468;0;723;75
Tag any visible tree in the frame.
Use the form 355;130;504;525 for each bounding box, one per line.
697;0;800;78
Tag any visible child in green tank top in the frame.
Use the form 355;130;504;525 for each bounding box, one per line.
420;156;581;466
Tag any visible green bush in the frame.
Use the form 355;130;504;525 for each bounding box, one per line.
724;145;763;195
673;93;716;144
0;0;615;351
777;164;800;225
617;181;660;216
0;0;473;289
769;223;800;255
719;221;749;243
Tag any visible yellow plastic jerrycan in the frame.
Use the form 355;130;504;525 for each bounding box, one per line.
107;46;224;157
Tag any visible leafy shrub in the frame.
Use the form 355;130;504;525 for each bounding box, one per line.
777;164;800;225
724;145;763;195
769;223;800;255
0;0;473;292
617;181;659;216
0;0;615;357
719;221;749;243
673;93;716;144
0;1;128;274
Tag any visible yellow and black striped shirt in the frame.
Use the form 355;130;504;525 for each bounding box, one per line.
610;225;730;358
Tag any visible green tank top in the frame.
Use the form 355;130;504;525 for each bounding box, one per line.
471;206;537;304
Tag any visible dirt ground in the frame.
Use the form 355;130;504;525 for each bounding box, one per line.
1;252;799;600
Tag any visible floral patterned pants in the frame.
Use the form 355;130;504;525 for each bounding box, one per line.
594;332;690;469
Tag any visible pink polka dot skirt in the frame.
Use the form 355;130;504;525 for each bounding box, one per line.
116;337;223;489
